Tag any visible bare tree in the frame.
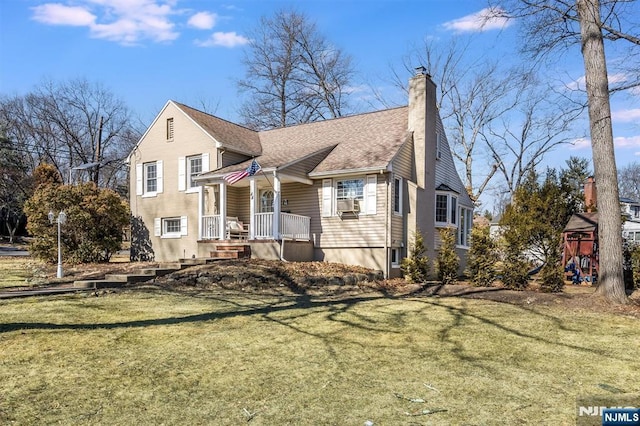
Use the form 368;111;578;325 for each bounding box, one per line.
618;161;640;201
0;136;31;243
389;39;575;205
495;0;640;303
0;77;140;189
485;77;580;200
237;9;354;129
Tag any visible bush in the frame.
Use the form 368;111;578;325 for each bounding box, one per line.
466;226;497;287
501;251;530;290
623;241;640;291
436;228;459;285
401;231;430;283
539;262;564;293
24;176;129;264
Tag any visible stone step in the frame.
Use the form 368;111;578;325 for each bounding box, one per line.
73;279;129;289
210;250;245;259
140;267;179;277
104;273;155;284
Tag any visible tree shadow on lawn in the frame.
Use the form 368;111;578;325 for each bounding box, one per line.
1;284;627;368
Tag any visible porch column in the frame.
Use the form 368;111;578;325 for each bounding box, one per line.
219;182;227;239
249;178;256;240
273;172;281;240
197;185;204;239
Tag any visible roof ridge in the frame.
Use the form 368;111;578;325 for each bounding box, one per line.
259;105;409;134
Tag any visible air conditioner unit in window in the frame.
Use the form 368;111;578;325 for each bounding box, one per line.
337;199;360;214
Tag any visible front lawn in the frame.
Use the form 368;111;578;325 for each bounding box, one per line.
0;288;637;425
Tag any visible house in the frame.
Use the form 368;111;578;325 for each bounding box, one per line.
127;69;474;278
620;196;640;242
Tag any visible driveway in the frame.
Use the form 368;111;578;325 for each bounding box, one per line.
0;246;30;256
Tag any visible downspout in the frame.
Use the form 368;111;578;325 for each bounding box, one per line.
384;171;390;279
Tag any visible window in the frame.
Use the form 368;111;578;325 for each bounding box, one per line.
188;155;202;188
260;190;274;213
164;218;181;234
436;132;442;160
145;162;157;193
458;207;473;247
136;160;163;197
322;175;377;217
393;176;402;215
336;178;364;201
450;196;457;225
436;192;458;226
436;194;448;223
166;118;174;140
154;216;187;238
391;248;401;268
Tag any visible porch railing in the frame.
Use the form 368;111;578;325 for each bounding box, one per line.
201;215;221;240
200;212;310;241
281;212;311;241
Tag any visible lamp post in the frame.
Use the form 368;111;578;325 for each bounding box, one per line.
48;210;67;279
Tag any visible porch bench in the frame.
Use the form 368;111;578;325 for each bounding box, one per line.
226;217;249;240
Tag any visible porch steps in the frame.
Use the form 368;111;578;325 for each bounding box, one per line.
210;244;251;259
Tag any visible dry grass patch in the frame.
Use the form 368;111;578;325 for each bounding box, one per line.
0;257;49;288
1;289;638;425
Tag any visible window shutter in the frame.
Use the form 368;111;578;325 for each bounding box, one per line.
178;157;186;191
154;218;161;236
180;216;188;236
156;160;163;193
365;175;377;215
136;164;143;195
202;153;210;172
322;179;332;217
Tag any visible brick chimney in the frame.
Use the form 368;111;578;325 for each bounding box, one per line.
584;176;597;212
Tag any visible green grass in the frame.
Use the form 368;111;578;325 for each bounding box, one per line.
0;257;48;288
0;289;638;425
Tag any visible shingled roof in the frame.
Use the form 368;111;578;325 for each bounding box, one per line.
174;102;262;156
563;212;599;233
197;106;410;178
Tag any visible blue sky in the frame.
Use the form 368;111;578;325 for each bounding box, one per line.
1;0;639;195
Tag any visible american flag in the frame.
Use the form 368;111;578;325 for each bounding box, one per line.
223;159;261;185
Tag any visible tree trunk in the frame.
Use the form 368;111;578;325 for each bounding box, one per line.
577;0;627;303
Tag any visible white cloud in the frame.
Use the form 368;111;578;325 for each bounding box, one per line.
188;11;217;30
614;135;640;148
31;0;179;45
31;3;96;26
570;135;640;150
195;31;249;48
613;108;640;123
442;7;511;33
565;73;631;91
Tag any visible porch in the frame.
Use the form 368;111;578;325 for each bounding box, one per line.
200;212;311;241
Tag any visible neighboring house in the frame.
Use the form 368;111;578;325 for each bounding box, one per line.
127;69;474;278
621;197;640;242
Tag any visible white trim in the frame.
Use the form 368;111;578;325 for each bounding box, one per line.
154;218;161;237
180;216;188;236
178;156;186;191
365;174;377;215
156;160;163;194
322;179;332;217
135;164;143;195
